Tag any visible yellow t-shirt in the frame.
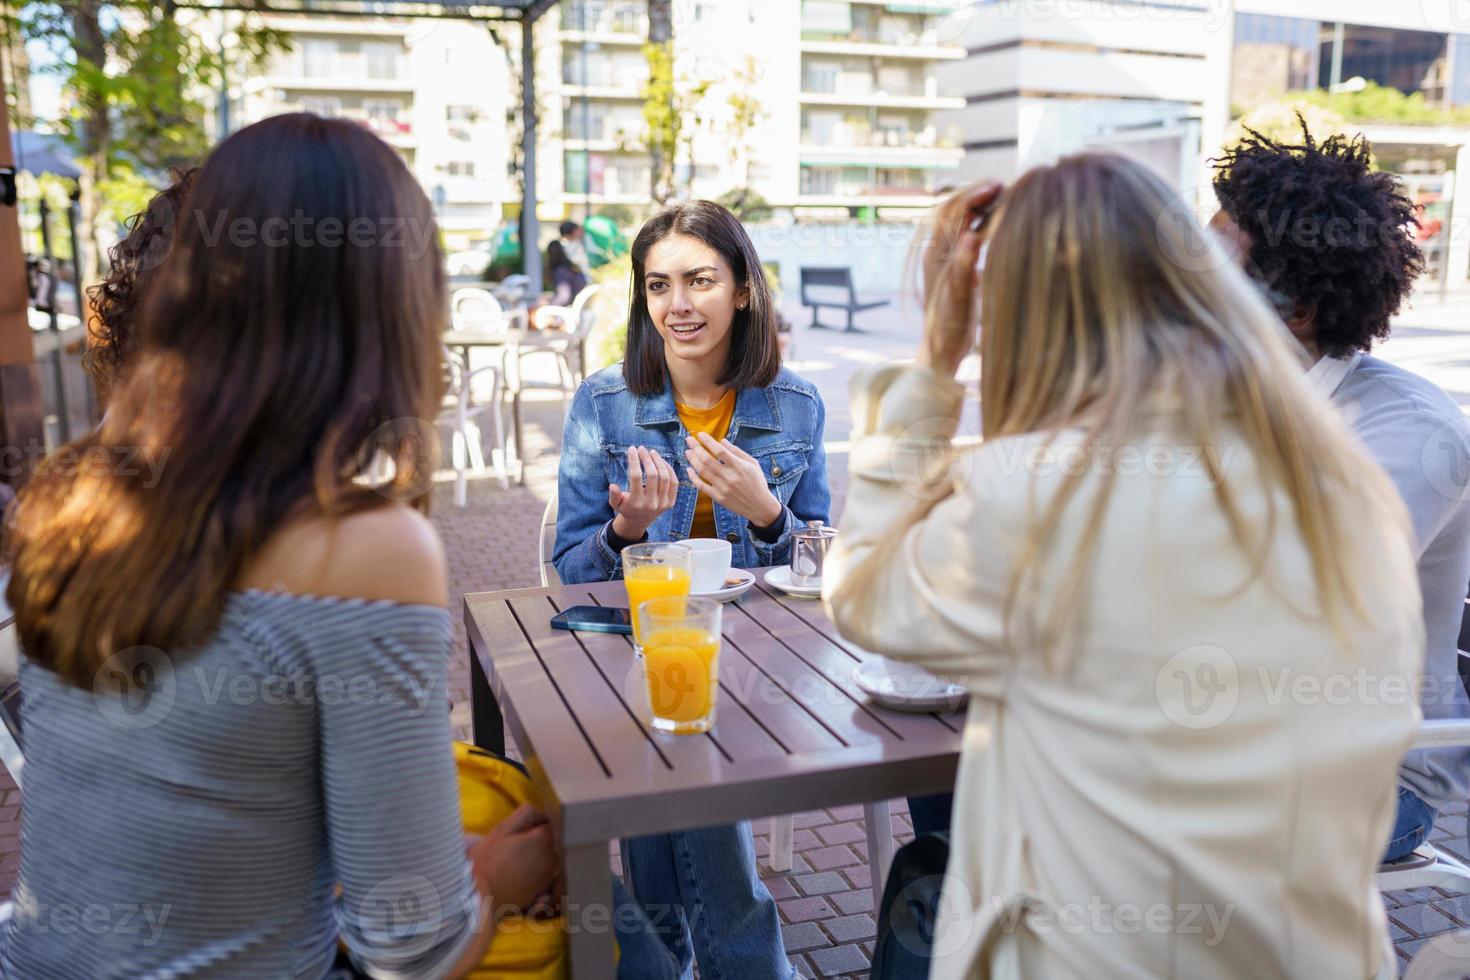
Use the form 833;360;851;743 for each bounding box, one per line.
676;389;737;540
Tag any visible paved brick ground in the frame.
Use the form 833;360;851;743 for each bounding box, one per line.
4;293;1470;977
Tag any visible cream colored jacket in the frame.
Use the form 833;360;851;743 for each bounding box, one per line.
823;365;1424;980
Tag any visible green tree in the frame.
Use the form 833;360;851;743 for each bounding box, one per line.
640;39;708;205
1224;98;1350;155
18;0;286;280
720;55;768;220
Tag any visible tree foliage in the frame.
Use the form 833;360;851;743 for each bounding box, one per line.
19;0;288;277
640;38;708;205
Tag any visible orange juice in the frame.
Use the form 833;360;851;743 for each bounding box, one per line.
625;565;691;645
642;627;720;733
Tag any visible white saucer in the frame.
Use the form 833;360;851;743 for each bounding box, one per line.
691;568;756;603
763;565;822;598
853;657;968;714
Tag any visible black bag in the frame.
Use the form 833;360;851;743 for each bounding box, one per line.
870;831;950;980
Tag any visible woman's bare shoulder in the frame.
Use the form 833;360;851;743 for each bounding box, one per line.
237;504;448;607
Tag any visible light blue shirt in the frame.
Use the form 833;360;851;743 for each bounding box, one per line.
1326;354;1470;812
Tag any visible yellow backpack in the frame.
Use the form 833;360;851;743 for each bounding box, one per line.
454;741;571;980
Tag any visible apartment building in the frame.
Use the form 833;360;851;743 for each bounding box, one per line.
935;1;1218;189
216;15;512;250
939;1;1470;281
544;0;968;221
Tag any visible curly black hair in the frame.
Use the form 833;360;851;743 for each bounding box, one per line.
85;166;198;392
1211;122;1423;358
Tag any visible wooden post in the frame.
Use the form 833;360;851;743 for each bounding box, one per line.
0;71;44;487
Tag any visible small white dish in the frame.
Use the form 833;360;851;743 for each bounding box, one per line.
691;568;755;603
763;565;822;598
853;657;968;714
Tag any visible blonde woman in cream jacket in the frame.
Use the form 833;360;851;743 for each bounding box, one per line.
824;154;1424;980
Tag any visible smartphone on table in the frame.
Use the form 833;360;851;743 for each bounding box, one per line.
550;605;633;635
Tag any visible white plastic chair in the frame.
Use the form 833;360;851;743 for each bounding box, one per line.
530;283;603;381
493;274;532;309
451;287;507;330
507;285;604;485
441;346;508;505
539;492;562;588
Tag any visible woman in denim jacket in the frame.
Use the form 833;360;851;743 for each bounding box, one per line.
555;201;829;979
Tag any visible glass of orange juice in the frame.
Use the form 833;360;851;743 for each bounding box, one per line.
637;596;722;735
623;543;692;649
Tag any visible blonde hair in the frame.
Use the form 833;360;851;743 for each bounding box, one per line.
863;153;1406;664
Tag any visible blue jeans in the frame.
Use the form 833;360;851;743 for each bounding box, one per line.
1384;786;1437;863
612;876;680;979
624;822;795;980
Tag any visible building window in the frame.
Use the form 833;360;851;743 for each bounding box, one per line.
446;161;477;178
302;96;342;117
1231;14;1319;110
1322;24;1451;104
1452;36;1470;106
364;42;402;81
801;167;840;196
565;103;609;140
364;99;404;134
302;40;339;79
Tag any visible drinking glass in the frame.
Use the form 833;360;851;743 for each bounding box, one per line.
622;543;691;648
637;596;722;735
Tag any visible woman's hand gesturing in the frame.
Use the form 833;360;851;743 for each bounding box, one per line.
609;446;678;541
685;433;784;528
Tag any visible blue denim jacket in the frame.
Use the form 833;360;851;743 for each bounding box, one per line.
554;364;831;584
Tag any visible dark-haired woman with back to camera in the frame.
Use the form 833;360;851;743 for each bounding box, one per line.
554;200;830;979
0;113;675;979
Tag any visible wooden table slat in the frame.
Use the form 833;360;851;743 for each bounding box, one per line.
509;595;678;786
712;641;850;755
735;585;963;739
464;596;608;786
581;580;852;761
547;590;753;771
577;591;795;764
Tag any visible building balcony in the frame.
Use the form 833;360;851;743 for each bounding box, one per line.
559;82;646;100
799;37;964;61
559;2;646;39
564;134;648;153
363;117;414;146
796;191;942;210
798;87;965;111
798;142;963;168
800;125;960;149
246;75;415;94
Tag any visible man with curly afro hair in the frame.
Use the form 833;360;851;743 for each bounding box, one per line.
1214;122;1470;865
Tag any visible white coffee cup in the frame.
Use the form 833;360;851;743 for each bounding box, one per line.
684;538;733;593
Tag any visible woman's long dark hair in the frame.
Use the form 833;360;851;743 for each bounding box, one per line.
7;113;447;687
624;200;780;396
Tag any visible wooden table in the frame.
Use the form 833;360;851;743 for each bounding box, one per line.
465;574;963;979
